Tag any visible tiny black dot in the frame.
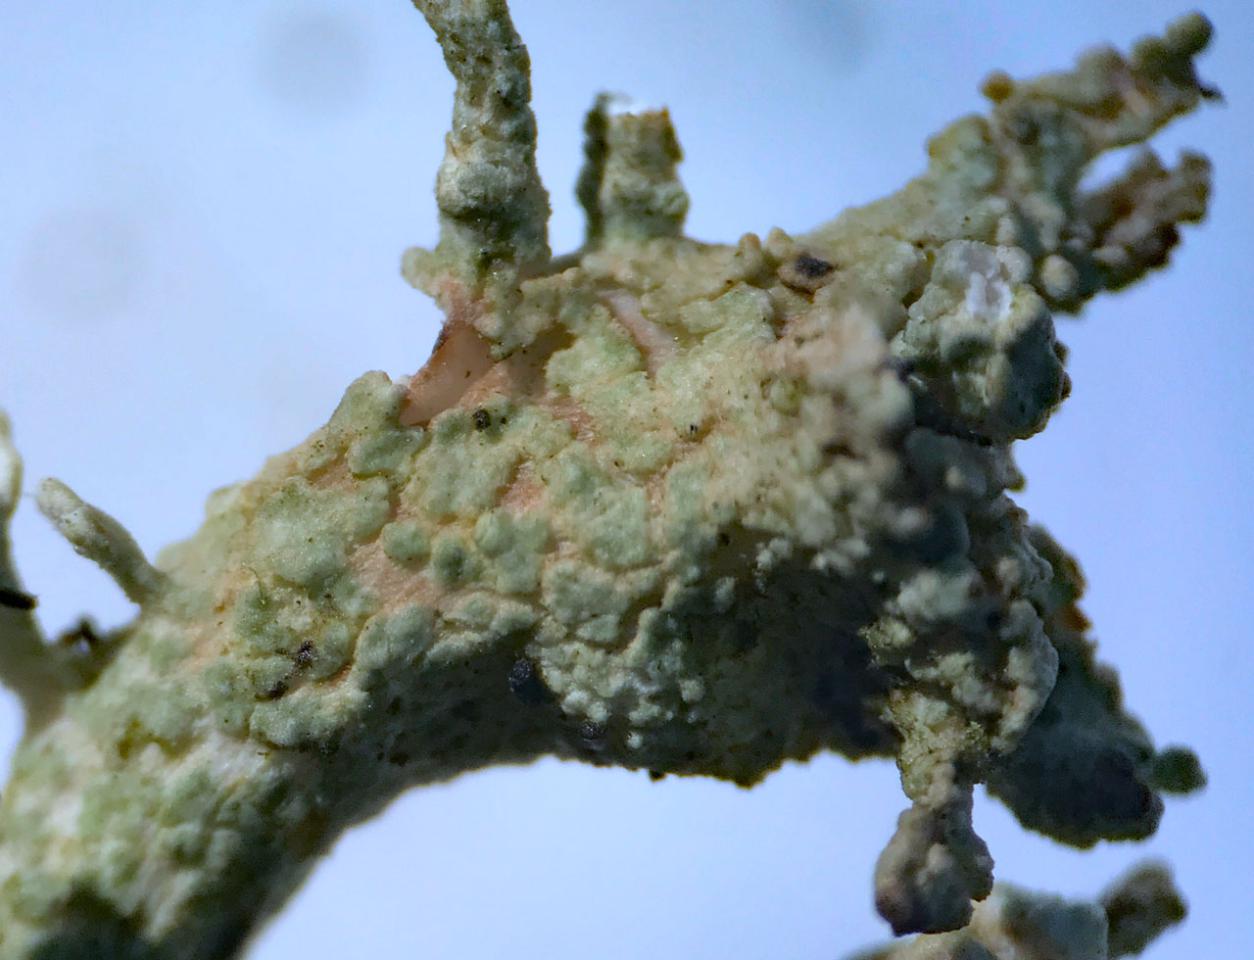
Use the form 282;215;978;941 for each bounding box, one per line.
579;719;607;746
793;253;834;279
473;408;491;430
508;656;550;706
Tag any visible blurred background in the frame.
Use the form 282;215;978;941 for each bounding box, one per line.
1;2;1249;957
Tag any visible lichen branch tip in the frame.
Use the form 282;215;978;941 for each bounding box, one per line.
0;411;21;520
36;478;165;606
408;0;551;293
577;93;690;247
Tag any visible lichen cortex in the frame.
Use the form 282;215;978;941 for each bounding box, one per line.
847;860;1188;960
0;7;1214;958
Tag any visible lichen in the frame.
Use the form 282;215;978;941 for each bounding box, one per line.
0;4;1216;959
848;860;1187;960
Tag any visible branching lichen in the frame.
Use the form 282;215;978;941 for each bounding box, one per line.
0;4;1215;958
848;860;1188;960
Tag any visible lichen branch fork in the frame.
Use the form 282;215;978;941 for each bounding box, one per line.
0;3;1214;958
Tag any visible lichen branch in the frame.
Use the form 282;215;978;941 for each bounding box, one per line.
405;0;551;299
850;860;1187;959
0;7;1216;958
36;479;165;606
0;415;68;726
576;94;690;247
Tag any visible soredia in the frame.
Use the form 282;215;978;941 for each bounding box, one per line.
0;3;1214;957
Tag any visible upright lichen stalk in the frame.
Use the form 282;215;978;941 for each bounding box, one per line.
407;0;550;310
0;4;1214;958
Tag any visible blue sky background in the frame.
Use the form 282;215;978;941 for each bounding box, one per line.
0;2;1249;957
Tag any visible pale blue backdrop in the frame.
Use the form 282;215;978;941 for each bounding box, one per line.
1;2;1249;957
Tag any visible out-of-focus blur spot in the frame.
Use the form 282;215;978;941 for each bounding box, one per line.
783;0;872;73
258;6;369;114
253;353;349;443
15;207;141;324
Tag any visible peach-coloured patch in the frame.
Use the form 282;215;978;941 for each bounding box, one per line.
544;393;597;444
400;285;497;426
601;290;677;376
499;462;545;512
351;538;444;615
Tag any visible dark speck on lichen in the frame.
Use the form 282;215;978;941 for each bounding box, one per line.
507;656;550;706
294;641;315;669
578;719;607;749
794;253;835;279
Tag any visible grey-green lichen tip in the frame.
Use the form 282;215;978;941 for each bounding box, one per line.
849;860;1187;960
0;414;69;729
406;0;551;298
577;93;690;247
36;478;165;606
0;411;19;520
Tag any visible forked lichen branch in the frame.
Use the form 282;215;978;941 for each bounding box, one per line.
0;4;1215;958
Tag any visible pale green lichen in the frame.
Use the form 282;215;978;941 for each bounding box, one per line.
0;417;71;725
0;5;1216;959
404;0;551;296
36;479;166;605
576;94;689;246
379;520;430;566
472;508;548;593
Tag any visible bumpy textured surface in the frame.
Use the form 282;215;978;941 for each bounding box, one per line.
0;4;1213;958
847;860;1187;960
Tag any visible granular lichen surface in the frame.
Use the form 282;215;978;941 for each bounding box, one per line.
0;3;1217;958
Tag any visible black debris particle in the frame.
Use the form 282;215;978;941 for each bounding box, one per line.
780;253;837;293
294;640;315;669
794;253;834;279
507;656;550;706
473;408;491;430
265;679;290;700
0;586;36;610
578;719;608;751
